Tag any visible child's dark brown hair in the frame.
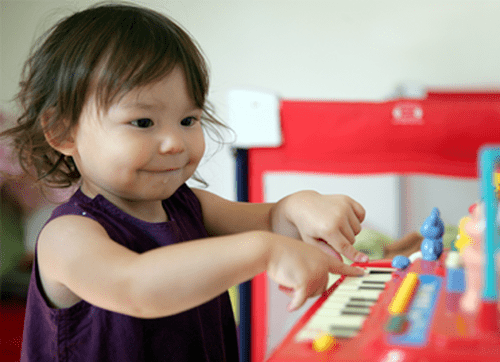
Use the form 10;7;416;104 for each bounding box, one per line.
2;2;225;188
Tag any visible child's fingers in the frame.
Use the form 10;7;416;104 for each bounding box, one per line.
280;275;328;298
347;247;369;264
350;198;366;223
329;258;366;277
315;239;343;261
279;284;294;297
347;208;363;235
339;219;357;244
305;230;368;263
287;288;308;312
325;231;368;263
325;206;362;245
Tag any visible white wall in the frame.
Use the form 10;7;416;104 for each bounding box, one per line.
1;0;496;234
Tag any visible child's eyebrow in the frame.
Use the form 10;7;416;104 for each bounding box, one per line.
119;100;202;113
120;101;159;110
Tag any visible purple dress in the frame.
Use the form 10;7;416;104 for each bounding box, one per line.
21;184;238;361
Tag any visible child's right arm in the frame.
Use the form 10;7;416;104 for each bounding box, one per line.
38;214;364;319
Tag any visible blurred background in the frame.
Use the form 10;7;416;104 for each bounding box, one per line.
1;0;500;360
4;0;500;203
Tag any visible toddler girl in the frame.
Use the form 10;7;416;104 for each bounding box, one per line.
2;3;368;361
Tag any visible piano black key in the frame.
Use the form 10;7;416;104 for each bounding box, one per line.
341;307;371;316
350;297;378;303
368;269;393;274
359;285;386;290
294;266;395;343
328;325;360;339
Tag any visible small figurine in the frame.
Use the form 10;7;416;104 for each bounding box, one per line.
455;216;473;253
420;207;444;261
392;255;410;270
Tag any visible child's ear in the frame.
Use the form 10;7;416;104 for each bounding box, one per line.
41;109;77;156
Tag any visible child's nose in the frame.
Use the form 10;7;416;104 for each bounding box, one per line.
159;130;185;155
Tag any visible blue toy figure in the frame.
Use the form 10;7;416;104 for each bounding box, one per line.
392;255;411;270
420;207;445;261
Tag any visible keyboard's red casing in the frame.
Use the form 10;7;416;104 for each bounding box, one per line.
267;254;500;362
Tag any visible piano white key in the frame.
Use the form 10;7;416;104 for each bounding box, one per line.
296;325;359;341
330;288;383;300
294;267;395;342
327;293;379;302
296;328;324;341
322;298;375;309
336;283;385;292
320;306;372;316
322;299;375;311
340;276;391;286
342;273;391;282
305;314;366;331
327;273;342;288
296;311;366;342
319;303;371;315
318;304;372;316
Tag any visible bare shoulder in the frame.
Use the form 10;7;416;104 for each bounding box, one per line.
37;215;105;308
37;215;137;310
191;188;235;233
191;188;229;205
38;214;109;274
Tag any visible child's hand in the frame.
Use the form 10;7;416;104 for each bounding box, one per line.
265;233;365;311
272;191;368;263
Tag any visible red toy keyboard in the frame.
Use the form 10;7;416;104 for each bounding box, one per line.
267;254;500;362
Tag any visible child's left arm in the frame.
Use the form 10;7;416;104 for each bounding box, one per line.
192;189;368;263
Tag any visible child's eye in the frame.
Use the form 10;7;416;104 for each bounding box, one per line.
131;118;154;128
180;116;198;127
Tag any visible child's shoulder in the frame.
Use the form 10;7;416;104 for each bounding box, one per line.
48;188;96;222
45;184;202;229
168;183;201;208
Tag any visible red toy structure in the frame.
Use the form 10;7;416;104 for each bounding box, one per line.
267;146;500;362
229;90;500;362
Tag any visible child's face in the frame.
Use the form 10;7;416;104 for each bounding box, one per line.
65;66;205;210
